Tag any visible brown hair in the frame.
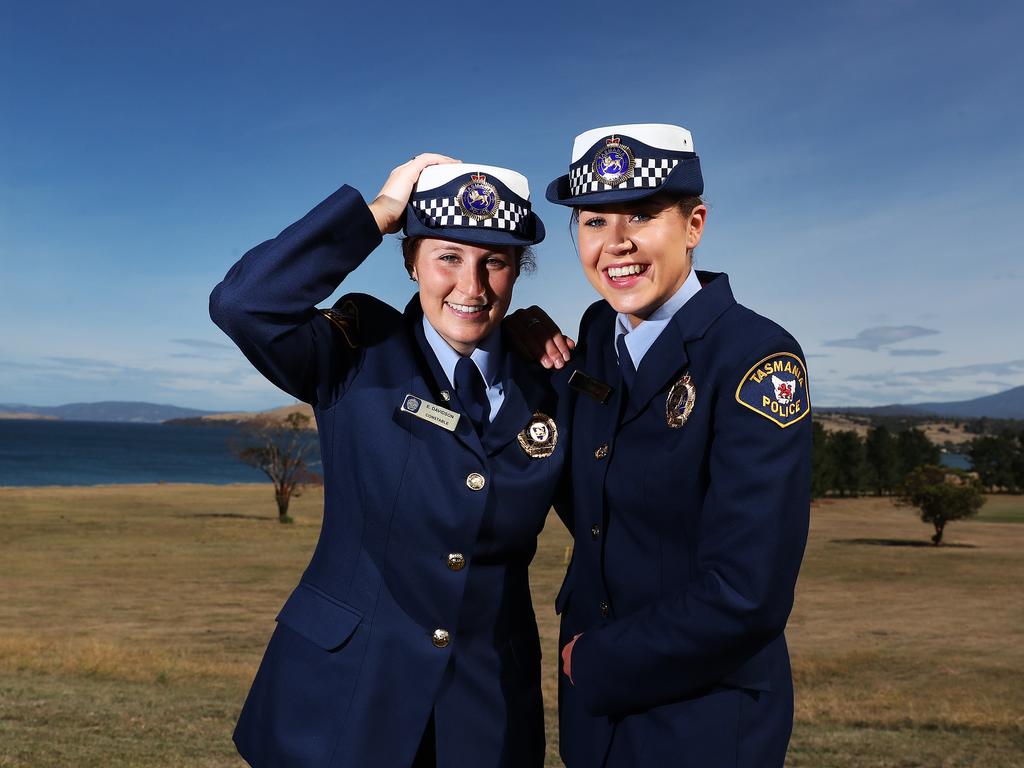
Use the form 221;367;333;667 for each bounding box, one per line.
398;237;536;277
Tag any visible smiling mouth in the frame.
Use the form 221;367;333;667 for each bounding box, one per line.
604;263;650;285
445;301;492;319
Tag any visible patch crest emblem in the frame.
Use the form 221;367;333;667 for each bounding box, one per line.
735;352;811;428
593;136;635;186
457;173;500;220
517;412;558;458
666;373;696;428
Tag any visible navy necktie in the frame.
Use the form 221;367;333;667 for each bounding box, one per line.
616;333;636;390
454;356;490;435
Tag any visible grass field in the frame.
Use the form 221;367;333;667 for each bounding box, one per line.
1;485;1021;767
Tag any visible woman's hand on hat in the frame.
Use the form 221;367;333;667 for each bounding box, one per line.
504;306;575;369
369;153;460;235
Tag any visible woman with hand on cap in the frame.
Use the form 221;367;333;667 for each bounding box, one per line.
512;124;811;767
210;154;569;768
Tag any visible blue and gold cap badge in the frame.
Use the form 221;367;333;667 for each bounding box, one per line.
457;173;500;220
593;136;635;186
735;352;811;428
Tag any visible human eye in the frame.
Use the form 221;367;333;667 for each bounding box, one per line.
438;253;460;263
582;216;605;227
630;212;653;223
486;256;510;269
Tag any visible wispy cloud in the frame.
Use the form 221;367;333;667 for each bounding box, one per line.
892;359;1024;383
888;348;943;357
171;338;233;351
824;326;940;352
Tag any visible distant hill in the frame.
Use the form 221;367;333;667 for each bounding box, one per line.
823;385;1024;421
0;401;219;424
166;403;316;430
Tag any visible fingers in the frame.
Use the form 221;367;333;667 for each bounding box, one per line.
372;153;462;234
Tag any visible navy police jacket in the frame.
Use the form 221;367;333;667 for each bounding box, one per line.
556;273;811;767
209;186;568;768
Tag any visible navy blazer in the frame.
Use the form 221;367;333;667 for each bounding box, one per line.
556;273;811;768
209;185;568;768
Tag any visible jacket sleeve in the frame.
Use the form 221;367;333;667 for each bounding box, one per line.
569;333;812;716
208;185;383;406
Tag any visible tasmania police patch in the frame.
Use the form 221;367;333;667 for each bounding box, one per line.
735;352;811;428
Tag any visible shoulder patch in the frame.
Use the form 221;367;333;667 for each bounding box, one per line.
735;352;810;428
319;299;360;349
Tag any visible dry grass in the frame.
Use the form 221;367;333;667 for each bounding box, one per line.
1;485;1021;766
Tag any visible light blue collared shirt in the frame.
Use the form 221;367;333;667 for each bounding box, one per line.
614;267;702;370
422;315;505;422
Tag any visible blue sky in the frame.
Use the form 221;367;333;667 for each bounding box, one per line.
2;1;1021;411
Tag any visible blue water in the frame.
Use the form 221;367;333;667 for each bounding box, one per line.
0;420;316;486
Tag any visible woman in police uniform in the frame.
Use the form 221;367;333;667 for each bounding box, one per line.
210;154;568;768
516;124;812;767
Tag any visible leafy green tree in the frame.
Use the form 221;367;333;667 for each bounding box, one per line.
897;465;985;545
894;427;940;480
968;433;1020;492
234;412;320;523
830;430;866;497
811;421;835;498
1014;430;1024;491
864;425;899;496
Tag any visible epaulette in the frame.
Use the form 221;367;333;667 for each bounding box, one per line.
318;298;359;350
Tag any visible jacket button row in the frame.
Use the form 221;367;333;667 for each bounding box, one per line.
466;473;486;491
599;601;610;618
594;444;608;460
432;628;450;648
447;552;465;571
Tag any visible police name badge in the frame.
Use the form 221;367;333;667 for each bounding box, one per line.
593;136;635;186
666;373;696;428
735;352;811;428
400;394;461;432
457;173;500;220
517;412;558;458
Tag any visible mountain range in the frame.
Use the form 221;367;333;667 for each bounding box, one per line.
2;385;1023;423
0;401;219;423
820;385;1024;420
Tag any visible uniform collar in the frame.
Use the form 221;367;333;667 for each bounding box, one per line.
614;265;702;367
421;312;503;389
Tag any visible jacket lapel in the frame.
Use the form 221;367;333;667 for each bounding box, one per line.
482;341;549;457
404;297;486;462
621;271;737;425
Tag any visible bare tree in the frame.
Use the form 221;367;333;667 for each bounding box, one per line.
234;412;320;523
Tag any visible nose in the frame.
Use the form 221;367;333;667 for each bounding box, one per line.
457;260;485;299
604;218;634;256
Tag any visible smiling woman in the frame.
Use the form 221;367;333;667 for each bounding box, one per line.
209;155;570;768
511;123;814;768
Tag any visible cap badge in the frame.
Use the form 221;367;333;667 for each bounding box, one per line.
518;412;558;458
666;373;696;428
458;173;500;220
593;136;635;186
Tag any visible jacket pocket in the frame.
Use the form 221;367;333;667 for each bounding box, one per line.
276;581;363;651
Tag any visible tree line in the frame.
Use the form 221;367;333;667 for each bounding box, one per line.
812;422;1024;497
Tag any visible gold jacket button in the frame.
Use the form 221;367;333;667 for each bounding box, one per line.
432;628;450;648
447;553;466;571
594;444;609;460
466;473;486;491
599;601;610;618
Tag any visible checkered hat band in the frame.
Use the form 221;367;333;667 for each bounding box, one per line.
412;197;529;231
569;157;680;196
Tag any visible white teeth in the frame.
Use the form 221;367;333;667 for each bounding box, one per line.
608;264;644;278
448;302;486;313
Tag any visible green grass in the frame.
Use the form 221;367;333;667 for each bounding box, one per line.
974;494;1024;523
1;486;1021;767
